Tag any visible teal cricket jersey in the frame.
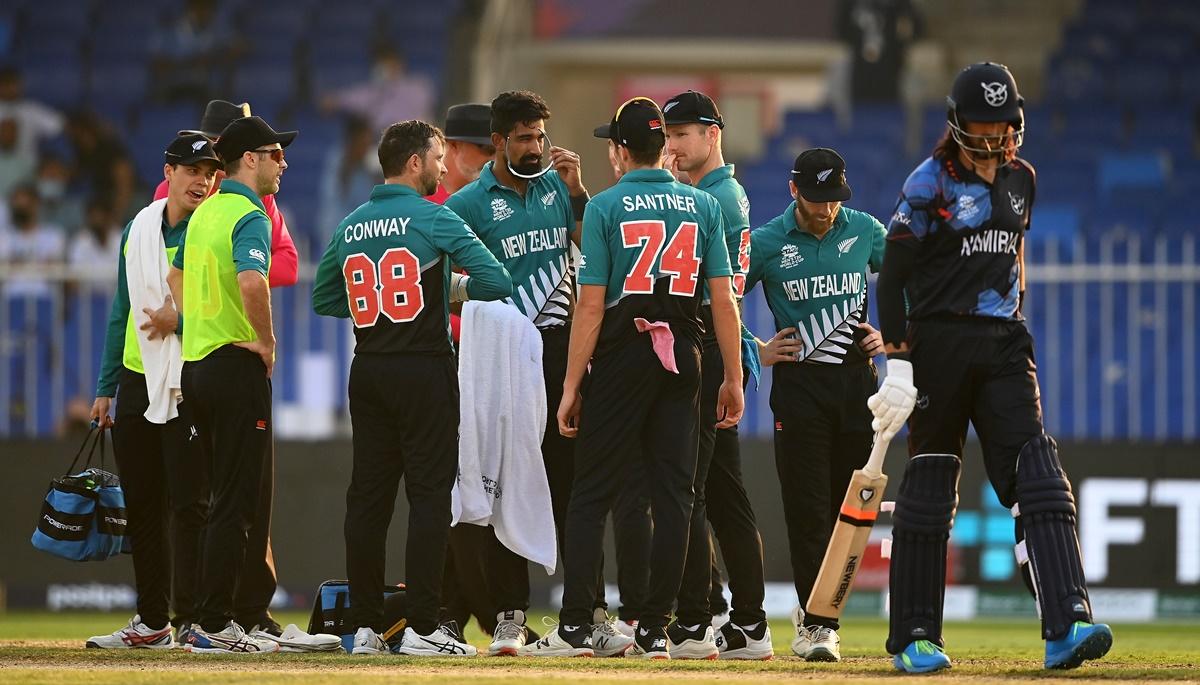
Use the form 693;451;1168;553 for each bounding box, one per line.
578;168;732;356
744;202;885;364
445;162;575;328
695;164;750;301
311;183;513;355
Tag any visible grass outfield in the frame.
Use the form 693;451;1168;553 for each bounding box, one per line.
1;611;1198;684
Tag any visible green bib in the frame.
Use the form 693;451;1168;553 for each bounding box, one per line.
121;240;182;374
181;193;267;361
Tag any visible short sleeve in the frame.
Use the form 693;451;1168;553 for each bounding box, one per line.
231;212;271;275
576;201;611;286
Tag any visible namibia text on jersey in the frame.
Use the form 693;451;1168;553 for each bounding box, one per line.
960;229;1020;256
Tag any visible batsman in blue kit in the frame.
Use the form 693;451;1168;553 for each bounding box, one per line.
873;62;1113;673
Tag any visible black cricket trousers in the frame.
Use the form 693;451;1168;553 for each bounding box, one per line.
770;360;877;630
182;345;273;633
112;367;208;630
559;334;702;630
675;337;767;627
344;353;459;635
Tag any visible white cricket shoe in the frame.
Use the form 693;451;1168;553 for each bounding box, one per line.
806;626;841;662
590;610;634;657
666;622;718;660
393;625;476;657
715;621;774;660
488;610;529;656
518;624;594;657
351;627;389;655
251;623;342;653
185;622;279;654
790;606;812;657
614;618;637;638
85;615;174;650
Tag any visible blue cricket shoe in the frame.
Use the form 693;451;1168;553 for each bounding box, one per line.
1045;621;1113;669
893;639;951;673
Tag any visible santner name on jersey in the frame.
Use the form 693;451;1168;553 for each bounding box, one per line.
621;192;699;213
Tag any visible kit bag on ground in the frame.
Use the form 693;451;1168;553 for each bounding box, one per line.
307;579;408;652
31;426;127;561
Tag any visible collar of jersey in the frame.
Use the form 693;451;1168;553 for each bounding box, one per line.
162;213;189;233
370;183;421;199
618;168;675;184
217;179;268;214
696;163;734;190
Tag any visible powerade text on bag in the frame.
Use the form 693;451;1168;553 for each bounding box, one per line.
307;580;408;652
31;427;128;561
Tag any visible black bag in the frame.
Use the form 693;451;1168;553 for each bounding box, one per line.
307;580;408;652
31;427;127;561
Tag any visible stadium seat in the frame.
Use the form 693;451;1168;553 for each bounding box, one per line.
1097;152;1167;194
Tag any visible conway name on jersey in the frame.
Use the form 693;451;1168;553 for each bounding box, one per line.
311;184;511;355
446;163;575;328
578;168;732;356
887;155;1035;320
745;203;885;364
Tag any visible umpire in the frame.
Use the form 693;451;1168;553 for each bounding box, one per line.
168;116;294;654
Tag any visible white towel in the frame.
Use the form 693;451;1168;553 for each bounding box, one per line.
452;300;556;574
125;198;183;424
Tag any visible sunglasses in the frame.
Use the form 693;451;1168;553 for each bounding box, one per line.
252;147;285;163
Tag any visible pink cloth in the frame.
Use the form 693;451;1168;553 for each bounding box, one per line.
634;318;679;374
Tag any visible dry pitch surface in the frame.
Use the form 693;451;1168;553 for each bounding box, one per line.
1;612;1197;684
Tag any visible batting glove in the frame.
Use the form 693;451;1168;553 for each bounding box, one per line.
867;359;917;441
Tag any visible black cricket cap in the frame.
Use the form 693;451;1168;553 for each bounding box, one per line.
165;133;222;167
592;97;665;151
791;148;852;203
178;99;252;138
212;116;297;163
444;103;493;145
662;90;724;128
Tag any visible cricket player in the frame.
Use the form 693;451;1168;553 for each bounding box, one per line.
445;90;628;656
168;116;295;654
311;120;512;657
742;148;886;662
523;96;743;660
85;134;220;649
661;90;770;660
873;62;1113;672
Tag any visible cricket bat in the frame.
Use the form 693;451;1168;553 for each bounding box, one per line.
805;433;891;622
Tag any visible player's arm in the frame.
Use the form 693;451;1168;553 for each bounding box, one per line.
702;202;743;427
91;222;134;428
311;224;350;318
263;194;299;288
549;148;589;245
436;209;513;301
232;213;275;376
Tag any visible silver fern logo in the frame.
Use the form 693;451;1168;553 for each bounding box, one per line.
836;236;858;256
541;190;557;207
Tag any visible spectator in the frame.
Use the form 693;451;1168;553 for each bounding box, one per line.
317;115;381;237
320;48;434;132
836;0;921;103
36;154;85;235
0;66;66;162
68;198;122;280
148;0;232;104
0;117;35;197
65;111;138;222
0;183;66;299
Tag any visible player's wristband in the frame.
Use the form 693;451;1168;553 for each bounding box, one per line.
570;191;590;221
449;273;470;303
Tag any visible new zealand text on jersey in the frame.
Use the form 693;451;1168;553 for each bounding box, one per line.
343;216;411;243
501;226;569;260
782;272;863;302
